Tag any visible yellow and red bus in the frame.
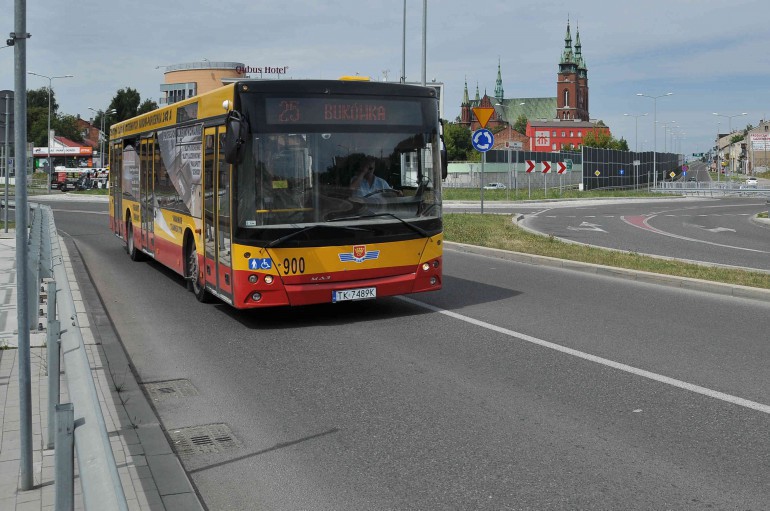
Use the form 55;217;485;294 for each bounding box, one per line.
108;79;445;308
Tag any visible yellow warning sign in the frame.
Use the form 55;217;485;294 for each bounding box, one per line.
472;107;495;129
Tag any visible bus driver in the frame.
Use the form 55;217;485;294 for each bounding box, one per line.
350;157;402;197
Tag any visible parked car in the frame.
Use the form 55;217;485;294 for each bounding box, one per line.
745;177;758;187
483;182;506;190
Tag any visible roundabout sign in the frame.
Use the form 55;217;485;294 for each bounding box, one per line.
472;128;494;152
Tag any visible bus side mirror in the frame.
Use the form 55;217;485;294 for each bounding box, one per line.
223;110;248;164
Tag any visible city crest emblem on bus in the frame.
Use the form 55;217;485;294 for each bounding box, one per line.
338;245;380;263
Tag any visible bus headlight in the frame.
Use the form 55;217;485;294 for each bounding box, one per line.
248;274;258;284
264;275;274;284
430;277;438;285
251;292;262;302
422;263;430;272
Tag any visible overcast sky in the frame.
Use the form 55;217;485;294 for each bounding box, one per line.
2;0;769;156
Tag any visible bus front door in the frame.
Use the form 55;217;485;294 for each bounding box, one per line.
203;128;233;302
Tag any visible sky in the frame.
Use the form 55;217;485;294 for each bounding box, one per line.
2;0;769;157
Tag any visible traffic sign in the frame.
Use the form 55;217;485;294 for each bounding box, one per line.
525;160;535;173
472;107;495;129
669;171;676;178
619;169;625;175
472;129;494;152
594;170;601;176
541;161;552;174
556;161;567;174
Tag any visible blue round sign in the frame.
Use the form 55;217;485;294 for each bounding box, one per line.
472;129;494;152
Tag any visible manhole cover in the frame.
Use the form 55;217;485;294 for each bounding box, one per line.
168;423;240;457
144;379;199;401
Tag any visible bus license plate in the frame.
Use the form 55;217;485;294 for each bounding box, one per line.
333;287;376;302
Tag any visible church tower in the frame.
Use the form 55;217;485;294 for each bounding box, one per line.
556;20;589;121
494;58;504;104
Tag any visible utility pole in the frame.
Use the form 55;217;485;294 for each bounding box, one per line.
12;0;33;490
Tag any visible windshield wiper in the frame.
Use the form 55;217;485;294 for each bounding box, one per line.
266;223;372;248
331;212;429;237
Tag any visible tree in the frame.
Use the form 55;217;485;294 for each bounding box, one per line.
55;115;84;143
442;121;478;161
513;114;528;135
582;129;628;150
109;87;141;121
28;87;56;111
138;99;159;114
26;87;82;146
27;87;58;146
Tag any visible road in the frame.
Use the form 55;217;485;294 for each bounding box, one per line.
48;199;770;510
447;196;770;272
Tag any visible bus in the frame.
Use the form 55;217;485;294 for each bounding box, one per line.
108;79;446;308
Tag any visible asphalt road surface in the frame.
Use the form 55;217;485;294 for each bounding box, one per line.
447;196;770;272
48;199;770;510
520;197;770;271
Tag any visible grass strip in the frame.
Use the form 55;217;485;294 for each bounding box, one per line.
443;213;770;290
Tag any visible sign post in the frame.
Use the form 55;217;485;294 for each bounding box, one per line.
471;107;495;213
633;159;640;190
525;160;535;198
541;161;551;196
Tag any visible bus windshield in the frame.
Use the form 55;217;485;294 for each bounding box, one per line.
234;129;442;244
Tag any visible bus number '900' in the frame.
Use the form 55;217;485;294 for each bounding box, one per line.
282;257;305;275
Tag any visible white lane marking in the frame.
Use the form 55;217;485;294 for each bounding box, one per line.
566;221;607;232
622;215;770;254
695;226;736;233
398;296;770;415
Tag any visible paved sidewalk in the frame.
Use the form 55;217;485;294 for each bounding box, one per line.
0;229;203;510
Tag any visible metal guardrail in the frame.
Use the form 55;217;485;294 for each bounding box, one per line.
655;181;770;197
28;204;128;510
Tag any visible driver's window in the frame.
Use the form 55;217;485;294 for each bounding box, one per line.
348;154;397;198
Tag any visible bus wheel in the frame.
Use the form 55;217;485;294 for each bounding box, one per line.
186;240;210;303
126;221;143;261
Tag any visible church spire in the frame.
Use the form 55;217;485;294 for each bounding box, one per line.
575;24;587;72
462;77;470;106
561;18;574;64
474;81;480;101
494;58;504;103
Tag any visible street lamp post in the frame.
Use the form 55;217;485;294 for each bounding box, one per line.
88;107;116;167
713;112;747;176
660;121;676;152
637;92;673;189
623;112;648;152
28;72;73;192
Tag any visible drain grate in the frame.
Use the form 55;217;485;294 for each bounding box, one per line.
168;423;240;458
144;379;199;401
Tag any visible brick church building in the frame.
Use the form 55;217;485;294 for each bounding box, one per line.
459;20;610;151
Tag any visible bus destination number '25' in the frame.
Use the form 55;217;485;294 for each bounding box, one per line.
282;257;305;275
278;101;300;123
